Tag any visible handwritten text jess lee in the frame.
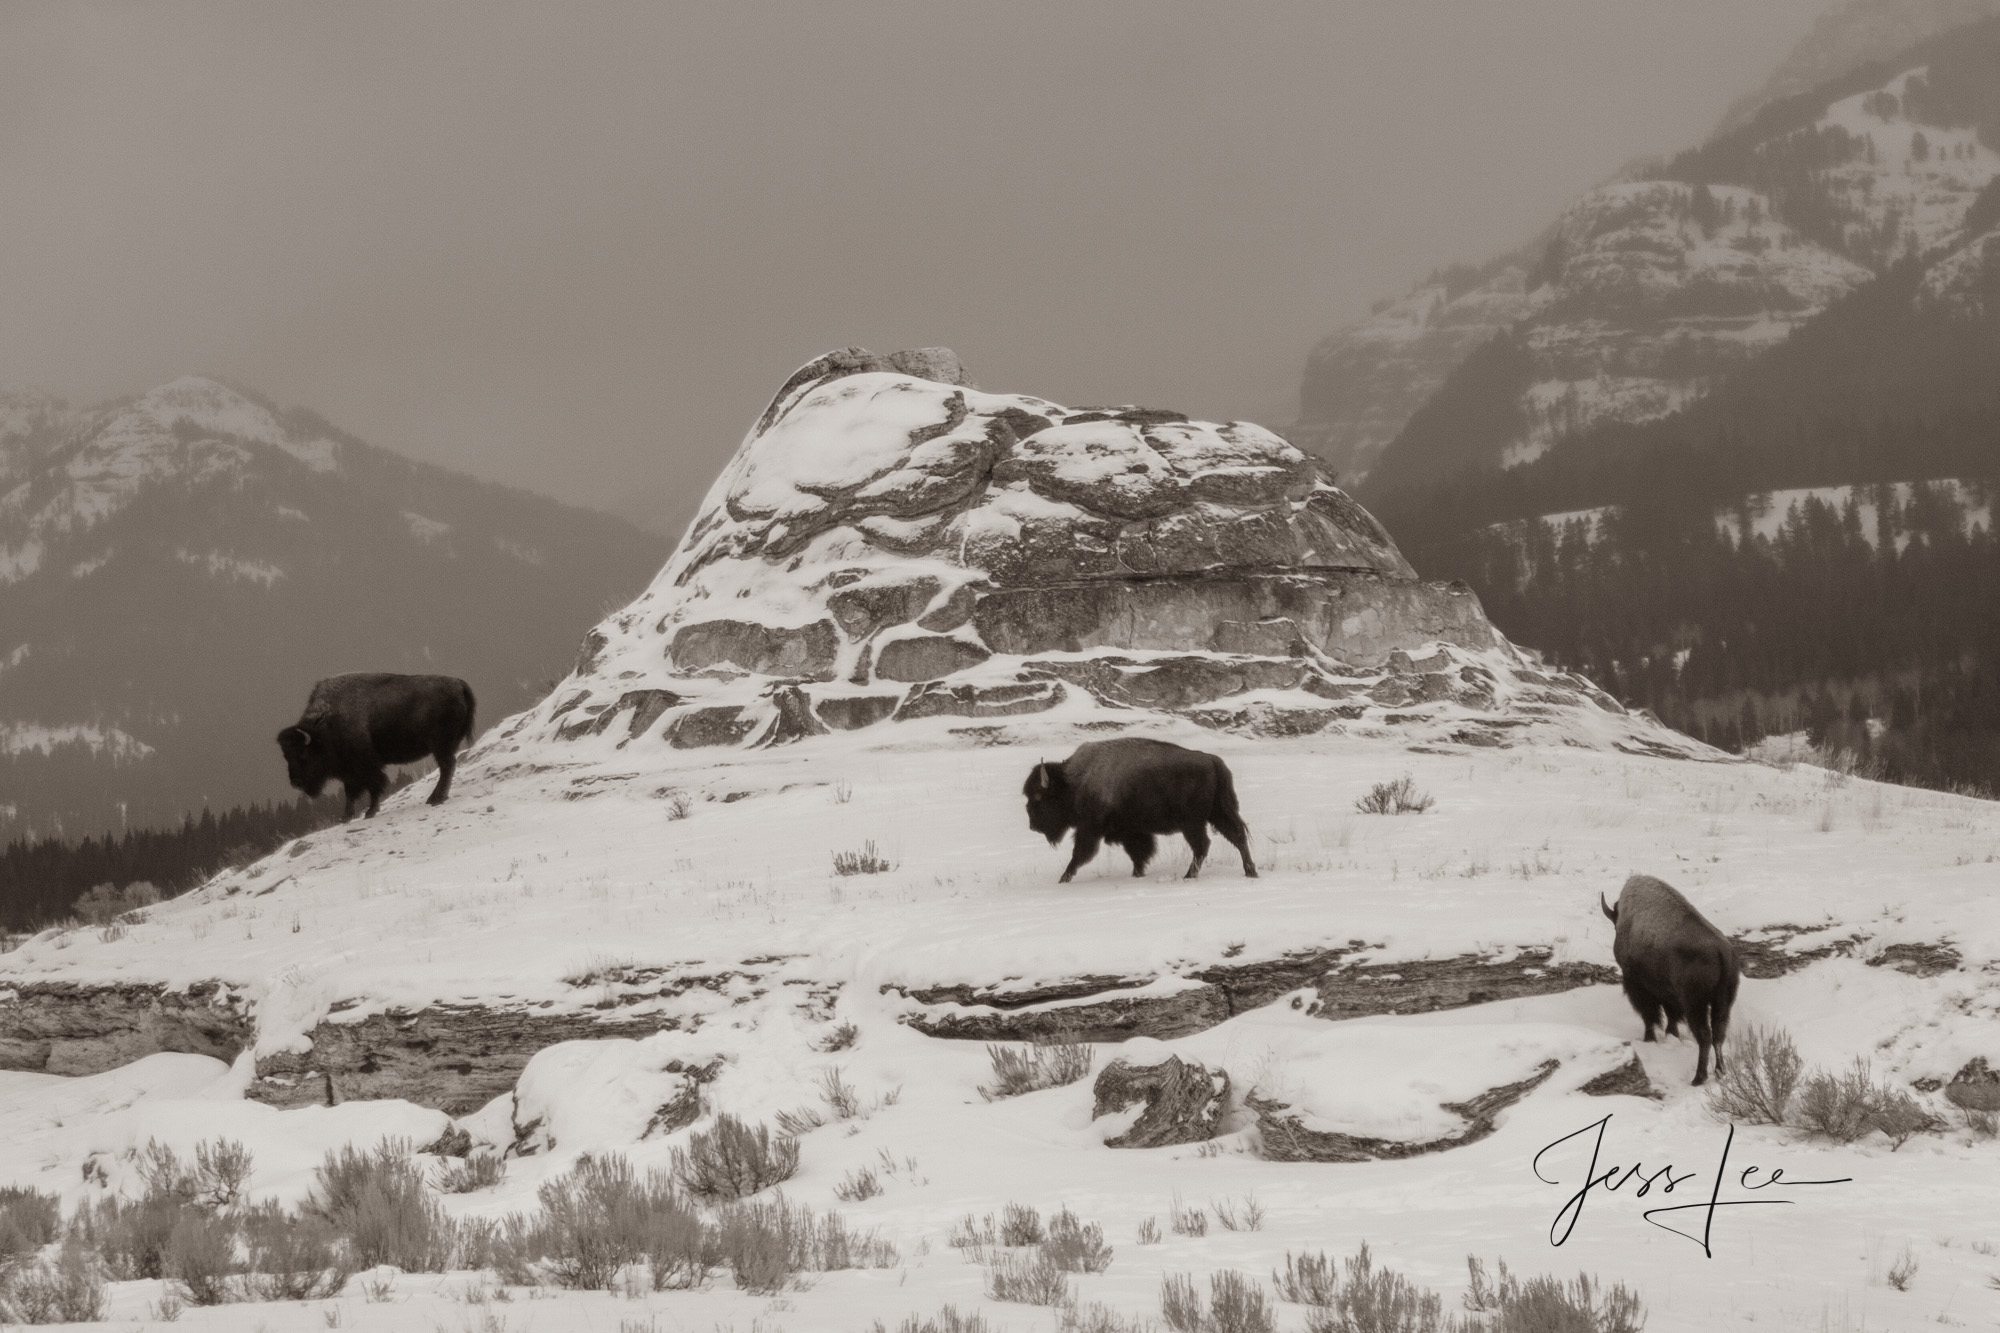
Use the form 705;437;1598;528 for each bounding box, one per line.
1534;1114;1852;1256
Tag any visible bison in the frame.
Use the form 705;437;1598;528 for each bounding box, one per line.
1600;873;1740;1086
1024;737;1257;884
277;673;477;821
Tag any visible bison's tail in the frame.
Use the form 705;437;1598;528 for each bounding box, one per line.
460;681;478;750
1711;957;1740;1050
1213;756;1244;821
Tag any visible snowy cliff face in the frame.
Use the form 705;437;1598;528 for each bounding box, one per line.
1712;0;2000;137
490;349;1687;759
1302;182;1874;494
1297;17;2000;495
0;378;665;837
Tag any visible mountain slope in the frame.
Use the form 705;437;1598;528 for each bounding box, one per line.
1296;10;2000;494
0;378;668;838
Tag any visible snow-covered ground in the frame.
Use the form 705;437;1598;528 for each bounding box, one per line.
5;721;1998;1331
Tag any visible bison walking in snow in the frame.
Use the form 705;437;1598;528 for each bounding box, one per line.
277;673;477;821
1023;737;1257;884
1600;873;1740;1086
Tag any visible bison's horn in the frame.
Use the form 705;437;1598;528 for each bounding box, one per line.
1599;892;1617;925
1037;762;1050;790
292;727;313;746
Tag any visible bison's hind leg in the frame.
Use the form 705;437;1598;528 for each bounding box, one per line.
1686;1007;1717;1086
428;750;457;805
1211;810;1257;878
1622;979;1664;1042
1124;832;1157;878
1181;823;1211;879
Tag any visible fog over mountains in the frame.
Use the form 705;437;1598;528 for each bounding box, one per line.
0;379;666;838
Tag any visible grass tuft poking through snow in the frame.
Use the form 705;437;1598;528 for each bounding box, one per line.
671;1113;800;1201
981;1038;1093;1100
435;1152;507;1193
1462;1254;1644;1333
1163;1269;1274;1333
865;1304;994;1333
832;840;897;875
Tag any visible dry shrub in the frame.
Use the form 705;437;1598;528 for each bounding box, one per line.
533;1153;695;1291
1356;776;1433;816
1043;1206;1113;1274
713;1194;897;1293
1213;1196;1264;1232
437;1153;507;1193
241;1202;353;1300
832;841;896;875
309;1138;459;1272
1000;1201;1045;1247
981;1039;1094;1100
1207;1270;1275;1333
834;1167;882;1202
671;1114;799;1201
1705;1025;1803;1126
0;1187;60;1261
986;1249;1072;1306
1169;1195;1208;1238
1161;1273;1204;1332
0;1237;107;1325
78;1193;181;1280
869;1306;993;1333
1273;1250;1340;1308
1300;1242;1440;1333
1062;1304;1154;1333
166;1211;239;1306
1463;1255;1644;1333
1136;1216;1162;1245
1793;1059;1882;1143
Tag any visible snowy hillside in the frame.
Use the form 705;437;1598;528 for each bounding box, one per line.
1296;12;2000;496
3;352;1998;1331
0;377;666;838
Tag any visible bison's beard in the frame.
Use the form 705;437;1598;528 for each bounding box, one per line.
1043;830;1063;846
289;770;329;798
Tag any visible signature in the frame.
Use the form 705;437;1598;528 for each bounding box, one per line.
1533;1114;1852;1256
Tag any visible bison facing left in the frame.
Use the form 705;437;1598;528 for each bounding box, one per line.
277;673;477;821
1024;737;1257;883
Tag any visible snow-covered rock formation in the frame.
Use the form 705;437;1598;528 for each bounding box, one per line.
493;348;1680;759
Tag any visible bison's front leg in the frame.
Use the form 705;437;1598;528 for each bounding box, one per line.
428;751;456;805
1059;831;1102;884
339;783;360;823
363;775;388;818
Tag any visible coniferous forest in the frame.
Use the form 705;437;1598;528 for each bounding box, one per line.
1370;256;2000;794
0;794;341;933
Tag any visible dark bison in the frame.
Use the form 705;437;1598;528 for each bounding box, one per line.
1600;873;1740;1086
1024;737;1257;884
277;673;477;821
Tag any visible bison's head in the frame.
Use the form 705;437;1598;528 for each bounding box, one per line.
1022;760;1073;845
276;723;332;797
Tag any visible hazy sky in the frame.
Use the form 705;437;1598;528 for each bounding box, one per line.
2;1;1835;537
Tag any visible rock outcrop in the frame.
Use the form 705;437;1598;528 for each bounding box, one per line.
1092;1054;1230;1148
490;348;1687;758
